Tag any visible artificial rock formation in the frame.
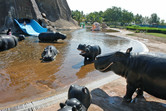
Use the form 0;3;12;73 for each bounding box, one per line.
0;0;78;33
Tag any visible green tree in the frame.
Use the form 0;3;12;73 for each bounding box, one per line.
160;19;166;25
72;10;85;24
121;9;134;25
85;11;104;24
134;14;143;24
103;6;122;27
142;16;150;25
149;13;160;25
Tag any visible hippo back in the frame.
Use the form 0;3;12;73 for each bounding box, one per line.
38;32;66;42
38;32;57;41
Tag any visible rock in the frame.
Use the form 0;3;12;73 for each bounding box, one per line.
0;0;78;33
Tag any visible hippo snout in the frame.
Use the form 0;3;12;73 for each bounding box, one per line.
61;34;66;40
42;55;53;61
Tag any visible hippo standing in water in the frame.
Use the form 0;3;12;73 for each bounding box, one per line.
38;32;66;42
0;35;18;51
41;45;58;61
58;85;91;111
77;44;101;62
94;47;166;102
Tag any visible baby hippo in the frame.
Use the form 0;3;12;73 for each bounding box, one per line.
77;44;101;61
58;85;91;111
41;45;58;61
58;98;86;111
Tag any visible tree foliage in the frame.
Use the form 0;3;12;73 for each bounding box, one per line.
121;9;134;25
149;13;160;25
103;6;122;26
85;11;104;24
71;6;165;26
71;10;85;24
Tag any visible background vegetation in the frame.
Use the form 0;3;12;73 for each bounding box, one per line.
71;6;166;27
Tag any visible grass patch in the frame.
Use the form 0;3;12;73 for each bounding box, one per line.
146;33;166;38
126;25;166;34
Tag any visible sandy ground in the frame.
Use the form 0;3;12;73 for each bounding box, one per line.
38;29;166;111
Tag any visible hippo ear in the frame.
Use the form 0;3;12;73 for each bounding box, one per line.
82;87;89;94
60;103;66;108
126;47;132;54
69;85;74;92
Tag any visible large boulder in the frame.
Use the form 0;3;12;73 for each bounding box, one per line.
0;0;78;33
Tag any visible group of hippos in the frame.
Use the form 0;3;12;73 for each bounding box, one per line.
58;46;166;110
1;31;166;110
0;32;66;61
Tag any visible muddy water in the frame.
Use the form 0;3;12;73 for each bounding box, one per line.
0;29;148;107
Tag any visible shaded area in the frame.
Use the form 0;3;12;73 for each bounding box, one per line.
91;88;166;111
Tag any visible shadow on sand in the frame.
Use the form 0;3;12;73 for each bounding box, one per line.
91;88;166;111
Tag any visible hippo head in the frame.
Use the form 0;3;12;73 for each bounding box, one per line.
18;34;25;41
77;44;90;56
94;47;132;74
58;98;85;111
41;45;58;61
68;85;91;109
56;32;67;40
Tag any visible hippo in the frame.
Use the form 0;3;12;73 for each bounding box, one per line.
17;34;25;41
38;32;66;42
77;44;101;61
94;47;166;102
41;45;58;61
58;85;91;111
0;35;18;51
58;98;86;111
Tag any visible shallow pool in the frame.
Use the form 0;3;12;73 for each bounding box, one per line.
0;29;148;107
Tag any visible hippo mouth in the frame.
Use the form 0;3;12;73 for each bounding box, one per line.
78;50;86;55
43;57;53;61
99;62;114;72
42;55;56;61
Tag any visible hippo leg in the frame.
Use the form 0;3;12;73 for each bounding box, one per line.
136;88;143;98
123;84;136;102
84;57;88;61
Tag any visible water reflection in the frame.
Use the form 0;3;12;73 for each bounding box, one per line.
0;29;148;106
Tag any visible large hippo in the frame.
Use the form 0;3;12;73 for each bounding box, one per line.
94;47;166;102
77;44;101;61
58;85;91;111
41;45;58;61
0;35;18;51
38;32;66;42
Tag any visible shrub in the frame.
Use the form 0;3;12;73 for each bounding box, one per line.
126;25;166;34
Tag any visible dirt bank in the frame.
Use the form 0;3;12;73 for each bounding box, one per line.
38;29;166;111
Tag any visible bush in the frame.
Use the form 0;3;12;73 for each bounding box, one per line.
126;25;166;34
